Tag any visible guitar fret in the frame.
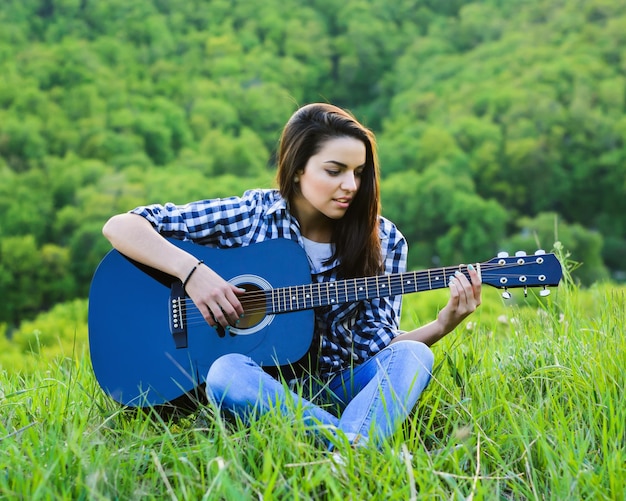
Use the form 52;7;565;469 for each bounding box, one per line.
353;278;363;301
304;283;311;308
392;274;402;295
420;271;429;291
294;286;300;310
402;273;409;293
432;268;443;289
412;272;420;292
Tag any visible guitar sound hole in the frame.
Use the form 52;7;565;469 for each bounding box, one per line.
237;283;266;330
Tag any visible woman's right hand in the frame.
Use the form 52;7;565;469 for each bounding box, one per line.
103;213;244;328
183;263;245;329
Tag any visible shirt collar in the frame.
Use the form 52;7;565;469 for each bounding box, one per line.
265;192;289;216
265;192;340;273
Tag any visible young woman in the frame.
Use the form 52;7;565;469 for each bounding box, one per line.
102;103;482;448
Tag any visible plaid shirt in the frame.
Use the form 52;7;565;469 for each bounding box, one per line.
131;189;407;377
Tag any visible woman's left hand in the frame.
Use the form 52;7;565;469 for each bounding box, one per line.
436;264;482;335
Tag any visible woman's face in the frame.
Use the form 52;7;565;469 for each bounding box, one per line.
292;136;366;225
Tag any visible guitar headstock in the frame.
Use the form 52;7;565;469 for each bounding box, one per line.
481;250;562;298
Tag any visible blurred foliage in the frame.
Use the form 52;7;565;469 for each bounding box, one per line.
0;0;624;338
0;299;87;372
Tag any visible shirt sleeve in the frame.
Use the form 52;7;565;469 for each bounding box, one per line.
129;189;265;246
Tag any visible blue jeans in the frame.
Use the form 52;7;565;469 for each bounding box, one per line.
205;340;434;447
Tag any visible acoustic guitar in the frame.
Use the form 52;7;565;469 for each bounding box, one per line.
88;238;562;407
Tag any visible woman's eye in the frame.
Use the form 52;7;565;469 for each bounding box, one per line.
326;170;340;176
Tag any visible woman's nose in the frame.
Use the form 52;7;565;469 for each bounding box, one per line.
341;172;358;191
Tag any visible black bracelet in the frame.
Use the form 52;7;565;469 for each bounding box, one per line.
182;260;204;289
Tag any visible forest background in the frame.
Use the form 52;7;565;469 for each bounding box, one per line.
0;0;625;366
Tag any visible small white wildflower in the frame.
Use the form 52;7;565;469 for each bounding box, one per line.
454;425;472;441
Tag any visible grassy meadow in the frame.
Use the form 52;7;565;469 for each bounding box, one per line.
1;257;625;499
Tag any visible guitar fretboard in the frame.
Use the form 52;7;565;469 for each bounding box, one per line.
265;266;468;314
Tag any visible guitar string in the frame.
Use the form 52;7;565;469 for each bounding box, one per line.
174;263;556;327
178;261;552;308
179;269;552;314
178;267;554;321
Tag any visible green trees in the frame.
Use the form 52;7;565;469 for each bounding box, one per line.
380;0;625;280
0;0;624;332
381;167;508;269
0;236;75;324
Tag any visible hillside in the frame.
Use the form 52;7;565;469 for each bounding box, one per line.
0;0;625;327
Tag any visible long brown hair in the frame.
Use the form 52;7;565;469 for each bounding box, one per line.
277;103;383;278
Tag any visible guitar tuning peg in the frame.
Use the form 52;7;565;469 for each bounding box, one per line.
502;288;512;299
540;286;551;297
497;251;509;258
515;251;527;257
534;249;546;255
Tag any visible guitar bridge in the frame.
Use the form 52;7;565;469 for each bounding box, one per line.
169;281;188;349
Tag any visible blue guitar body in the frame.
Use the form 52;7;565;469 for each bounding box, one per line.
88;238;314;407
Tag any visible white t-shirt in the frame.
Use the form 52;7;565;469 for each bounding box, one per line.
301;237;333;272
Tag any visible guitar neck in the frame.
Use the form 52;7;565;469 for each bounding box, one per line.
266;265;465;314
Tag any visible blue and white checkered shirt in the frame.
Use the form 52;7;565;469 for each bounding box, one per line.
131;189;407;377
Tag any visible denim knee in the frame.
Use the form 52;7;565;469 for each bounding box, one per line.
205;352;251;400
390;340;435;374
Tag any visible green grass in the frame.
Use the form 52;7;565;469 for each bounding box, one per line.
1;281;625;499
